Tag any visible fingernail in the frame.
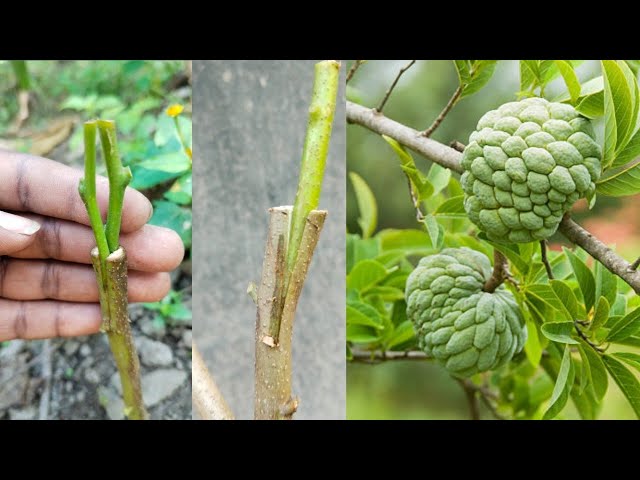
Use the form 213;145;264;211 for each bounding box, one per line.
0;211;41;235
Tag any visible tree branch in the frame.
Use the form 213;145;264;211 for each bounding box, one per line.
192;343;234;420
350;350;431;363
540;240;554;280
483;250;508;293
457;378;480;420
631;256;640;271
422;85;462;137
346;101;640;295
375;60;416;113
346;60;365;84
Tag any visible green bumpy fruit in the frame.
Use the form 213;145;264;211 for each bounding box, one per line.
461;98;602;243
405;248;527;377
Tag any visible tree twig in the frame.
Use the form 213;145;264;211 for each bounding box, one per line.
375;60;416;113
346;60;365;84
573;321;606;353
449;140;466;152
540;240;554;280
192;342;234;420
631;256;640;271
350;350;431;363
346;101;640;295
457;378;480;420
484;250;508;293
423;85;463;137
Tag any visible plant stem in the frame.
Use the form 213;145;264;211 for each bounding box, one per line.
173;117;192;160
375;60;416;113
192;343;234;420
457;378;480;420
631;256;640;271
254;208;327;420
97;120;132;254
350;350;431;363
483;250;508;293
91;247;148;419
540;240;554;280
422;85;462;137
286;60;339;281
346;60;366;84
79;121;110;261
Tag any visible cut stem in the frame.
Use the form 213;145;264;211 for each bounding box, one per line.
91;247;148;420
254;208;327;420
192;343;234;420
97;120;132;253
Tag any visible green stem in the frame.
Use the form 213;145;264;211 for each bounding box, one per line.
10;60;31;91
97;120;132;253
79;121;110;261
173;117;192;160
286;60;340;278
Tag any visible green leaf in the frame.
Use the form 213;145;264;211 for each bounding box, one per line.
130;166;182;190
422;214;443;249
483;238;529;275
525;283;569;320
385;321;416;350
377;229;432;255
166;303;192;321
524;317;542;367
382;135;434;200
555;60;581;103
543;345;575;419
613;352;640;373
550;280;579;320
149;201;191;248
520;60;539;93
349;172;378;239
346;259;388;292
458;60;498;99
611;128;640;169
579;341;608;401
433;195;465;217
617;60;640;152
138;151;191;174
591;296;610;331
576;92;605;118
347;324;381;344
596;159;640;197
426;163;451;196
564;248;596;313
602;60;635;167
164;173;192;205
364;286;405;302
541;321;579;344
607;305;640;342
603;355;640;418
347;302;384;329
594;261;618;308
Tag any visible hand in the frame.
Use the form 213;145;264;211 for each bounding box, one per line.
0;150;185;341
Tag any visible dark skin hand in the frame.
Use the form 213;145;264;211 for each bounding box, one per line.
0;150;185;341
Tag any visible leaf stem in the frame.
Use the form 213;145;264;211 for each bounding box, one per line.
173;116;192;160
541;240;554;280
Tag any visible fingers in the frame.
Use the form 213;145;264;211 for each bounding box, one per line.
0;258;171;302
11;215;185;272
0;210;40;255
0;300;102;341
0;149;152;233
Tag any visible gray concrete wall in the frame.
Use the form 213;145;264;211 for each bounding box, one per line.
192;60;346;419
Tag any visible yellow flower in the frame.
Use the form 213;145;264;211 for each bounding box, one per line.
166;104;184;117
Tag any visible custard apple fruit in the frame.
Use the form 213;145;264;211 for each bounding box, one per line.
405;248;527;377
461;97;602;243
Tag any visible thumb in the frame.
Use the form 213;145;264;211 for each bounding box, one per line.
0;211;40;255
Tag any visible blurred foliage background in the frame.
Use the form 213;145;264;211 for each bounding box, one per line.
347;60;640;419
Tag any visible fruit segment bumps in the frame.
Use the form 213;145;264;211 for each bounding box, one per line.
461;98;602;243
405;248;527;377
